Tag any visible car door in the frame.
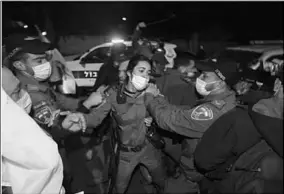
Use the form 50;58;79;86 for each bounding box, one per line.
72;46;111;87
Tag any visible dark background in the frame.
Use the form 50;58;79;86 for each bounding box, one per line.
2;1;283;41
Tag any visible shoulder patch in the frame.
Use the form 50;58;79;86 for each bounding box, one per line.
211;100;226;109
191;105;214;120
33;101;49;109
34;105;53;125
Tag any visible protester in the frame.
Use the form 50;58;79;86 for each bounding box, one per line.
1;84;64;193
154;52;199;183
93;43;129;91
118;59;130;84
61;55;167;194
156;52;198;107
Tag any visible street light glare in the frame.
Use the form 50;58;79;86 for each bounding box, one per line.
42;31;47;36
23;25;28;28
122;17;127;21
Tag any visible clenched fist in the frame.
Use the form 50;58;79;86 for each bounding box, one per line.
144;117;153;127
83;91;105;109
136;22;147;30
61;112;86;132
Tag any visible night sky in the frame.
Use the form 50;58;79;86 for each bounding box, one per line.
2;2;283;41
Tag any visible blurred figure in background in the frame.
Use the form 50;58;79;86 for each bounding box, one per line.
93;43;129;91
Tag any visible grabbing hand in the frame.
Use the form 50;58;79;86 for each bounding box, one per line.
61;112;86;132
145;83;161;97
84;91;105;109
48;109;62;127
144;117;153;127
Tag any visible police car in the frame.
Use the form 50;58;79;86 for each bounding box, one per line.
65;39;177;88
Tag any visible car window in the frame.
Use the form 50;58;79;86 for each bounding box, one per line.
84;47;111;63
82;44;134;64
217;50;262;66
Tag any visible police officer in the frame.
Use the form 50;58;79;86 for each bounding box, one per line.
193;64;283;193
61;55;167;194
144;59;241;193
4;34;102;193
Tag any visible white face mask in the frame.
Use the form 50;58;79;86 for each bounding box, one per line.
16;89;32;113
131;74;149;91
32;62;52;81
195;78;220;96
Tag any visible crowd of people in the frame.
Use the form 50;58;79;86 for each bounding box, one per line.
1;21;283;194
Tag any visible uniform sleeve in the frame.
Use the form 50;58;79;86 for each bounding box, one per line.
83;90;114;130
29;91;70;141
55;91;80;111
147;96;223;138
30;91;57;127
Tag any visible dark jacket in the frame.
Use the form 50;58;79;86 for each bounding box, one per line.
93;59;119;91
155;69;197;107
249;98;283;158
194;107;262;174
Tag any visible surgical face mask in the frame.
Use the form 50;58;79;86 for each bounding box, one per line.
16;89;32;113
32;62;52;81
131;74;149;91
195;78;220;96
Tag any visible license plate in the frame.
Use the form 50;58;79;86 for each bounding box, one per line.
73;71;98;78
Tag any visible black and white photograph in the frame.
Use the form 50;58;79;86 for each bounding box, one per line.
1;1;283;194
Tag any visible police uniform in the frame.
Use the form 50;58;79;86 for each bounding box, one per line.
83;85;166;194
5;34;89;193
147;89;237;139
16;73;80;137
146;60;244;192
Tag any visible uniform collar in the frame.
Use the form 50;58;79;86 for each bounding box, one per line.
198;90;236;104
16;72;49;92
123;87;144;99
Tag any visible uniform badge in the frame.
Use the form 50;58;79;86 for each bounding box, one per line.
34;106;52;124
191;105;213;120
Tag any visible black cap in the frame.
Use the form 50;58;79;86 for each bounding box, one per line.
3;34;54;59
196;59;241;86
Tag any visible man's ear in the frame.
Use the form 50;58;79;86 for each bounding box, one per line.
13;61;26;71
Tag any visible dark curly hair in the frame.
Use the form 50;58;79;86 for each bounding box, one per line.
125;55;153;83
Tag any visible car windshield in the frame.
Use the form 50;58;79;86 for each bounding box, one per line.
74;43;135;63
